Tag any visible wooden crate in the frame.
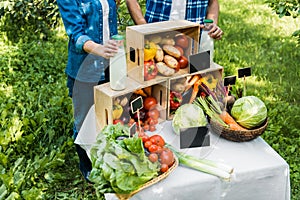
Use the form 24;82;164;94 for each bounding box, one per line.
167;63;224;120
126;20;200;84
94;77;168;130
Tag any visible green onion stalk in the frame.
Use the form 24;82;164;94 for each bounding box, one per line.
167;144;234;180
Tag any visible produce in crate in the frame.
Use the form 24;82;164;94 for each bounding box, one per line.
143;33;190;80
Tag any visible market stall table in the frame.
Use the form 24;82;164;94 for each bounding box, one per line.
75;105;290;200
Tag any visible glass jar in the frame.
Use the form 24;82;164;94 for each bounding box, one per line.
109;34;127;91
199;19;214;63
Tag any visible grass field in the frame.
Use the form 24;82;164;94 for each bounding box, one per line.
0;0;299;199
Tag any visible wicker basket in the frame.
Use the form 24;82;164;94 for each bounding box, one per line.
115;156;179;200
210;118;268;142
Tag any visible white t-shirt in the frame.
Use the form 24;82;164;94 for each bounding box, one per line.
100;0;110;44
169;0;187;21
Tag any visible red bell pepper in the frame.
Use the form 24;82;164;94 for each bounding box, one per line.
170;91;183;110
144;60;158;81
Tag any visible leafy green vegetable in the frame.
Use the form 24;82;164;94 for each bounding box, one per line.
89;124;159;195
231;96;267;129
172;104;208;135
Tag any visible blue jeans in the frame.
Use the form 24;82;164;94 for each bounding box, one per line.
67;76;108;178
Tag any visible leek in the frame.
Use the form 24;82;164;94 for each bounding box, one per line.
167;144;234;180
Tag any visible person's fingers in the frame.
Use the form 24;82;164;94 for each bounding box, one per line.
209;25;223;40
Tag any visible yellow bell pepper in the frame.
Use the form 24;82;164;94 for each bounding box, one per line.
200;74;218;90
144;41;157;61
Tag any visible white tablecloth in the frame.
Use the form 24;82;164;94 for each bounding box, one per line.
76;105;290;200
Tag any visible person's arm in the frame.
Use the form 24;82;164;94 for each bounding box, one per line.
205;0;223;40
206;0;219;24
126;0;147;25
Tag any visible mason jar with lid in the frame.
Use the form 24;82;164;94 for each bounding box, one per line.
199;19;214;63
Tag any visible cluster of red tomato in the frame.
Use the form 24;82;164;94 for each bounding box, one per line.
138;133;175;173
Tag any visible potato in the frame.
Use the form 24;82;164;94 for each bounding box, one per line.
155;44;164;62
148;35;162;44
163;45;181;59
164;55;179;69
156;62;176;76
160;38;175;45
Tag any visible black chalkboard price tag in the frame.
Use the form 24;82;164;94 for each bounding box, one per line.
180;126;210;149
238;67;252;96
224;75;236;86
189;51;210;73
129;123;137;137
130;96;143;132
238;67;251;78
131;96;143;114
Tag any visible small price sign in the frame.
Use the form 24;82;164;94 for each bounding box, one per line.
189;51;210;73
180;126;210;149
130;96;143;132
131;96;143;114
224;75;236;87
238;67;252;96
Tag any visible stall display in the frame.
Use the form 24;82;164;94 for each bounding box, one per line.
85;20;289;200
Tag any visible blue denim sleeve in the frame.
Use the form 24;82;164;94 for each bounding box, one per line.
56;0;91;53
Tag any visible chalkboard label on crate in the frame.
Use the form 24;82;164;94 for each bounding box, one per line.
189;51;210;73
180;126;210;149
131;96;143;114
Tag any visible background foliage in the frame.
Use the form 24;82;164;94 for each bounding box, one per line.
0;0;299;199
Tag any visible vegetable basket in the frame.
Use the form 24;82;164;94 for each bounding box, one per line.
115;156;178;200
210;118;268;142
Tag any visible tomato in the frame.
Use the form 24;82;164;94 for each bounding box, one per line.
160;163;169;173
149;125;156;132
147;118;158;126
141;135;149;143
178;56;189;69
143;124;150;131
149;135;165;147
147;108;160;120
159;148;175;167
113;119;124;125
155;146;163;154
143;96;157;110
148;153;158;163
148;144;159;153
144;140;152;149
174;45;184;56
175;34;189;49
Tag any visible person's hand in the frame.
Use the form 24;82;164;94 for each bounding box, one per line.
100;40;119;59
200;24;223;40
83;40;119;58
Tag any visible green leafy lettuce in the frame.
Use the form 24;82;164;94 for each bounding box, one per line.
89;123;159;195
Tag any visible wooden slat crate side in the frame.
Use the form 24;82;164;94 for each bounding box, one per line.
126;20;200;84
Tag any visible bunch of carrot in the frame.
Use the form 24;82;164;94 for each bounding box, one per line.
194;94;247;131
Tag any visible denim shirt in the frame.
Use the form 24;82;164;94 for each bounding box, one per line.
57;0;118;82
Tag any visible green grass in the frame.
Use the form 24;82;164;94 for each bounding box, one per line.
0;0;299;199
216;0;300;199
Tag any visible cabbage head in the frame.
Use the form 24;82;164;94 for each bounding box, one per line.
231;96;267;129
172;104;207;135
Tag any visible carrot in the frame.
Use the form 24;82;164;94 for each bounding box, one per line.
219;111;247;131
